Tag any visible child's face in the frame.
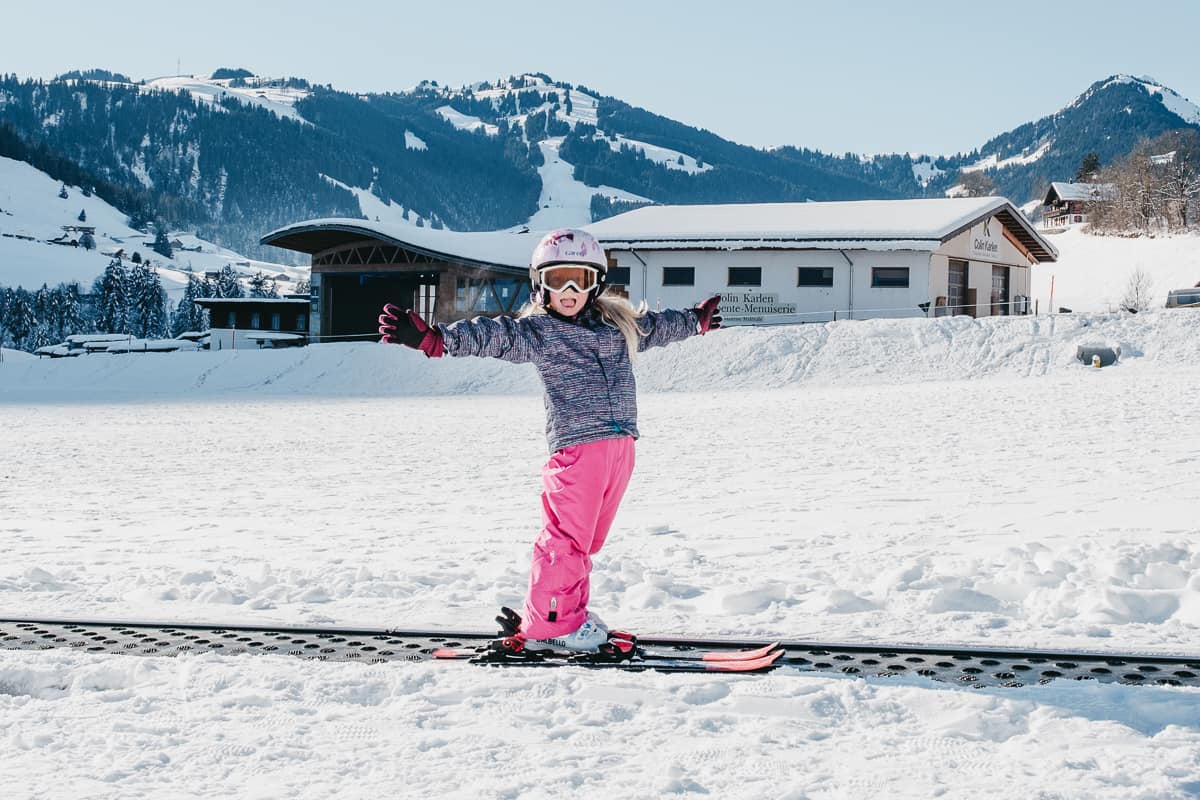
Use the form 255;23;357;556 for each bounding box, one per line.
547;287;588;317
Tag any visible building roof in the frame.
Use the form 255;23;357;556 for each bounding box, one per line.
261;218;537;272
194;297;310;305
1044;182;1115;203
261;197;1058;270
584;197;1057;262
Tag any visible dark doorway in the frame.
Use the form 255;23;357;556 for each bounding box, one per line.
991;266;1010;316
325;273;436;341
948;260;968;316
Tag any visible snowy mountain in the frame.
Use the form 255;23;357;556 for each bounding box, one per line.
933;74;1200;202
0;155;303;299
1;68;1197;260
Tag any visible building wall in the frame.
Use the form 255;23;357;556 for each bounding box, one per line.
933;216;1036;316
609;248;934;323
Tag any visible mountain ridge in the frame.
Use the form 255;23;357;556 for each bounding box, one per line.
0;70;1196;258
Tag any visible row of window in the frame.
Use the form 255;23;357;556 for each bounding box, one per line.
611;266;910;289
225;311;308;331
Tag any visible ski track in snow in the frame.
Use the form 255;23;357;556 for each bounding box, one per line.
2;311;1200;798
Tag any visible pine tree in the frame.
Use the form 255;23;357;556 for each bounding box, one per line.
1075;152;1101;182
79;231;96;250
215;264;244;298
7;289;36;348
129;262;167;338
171;274;209;336
152;226;174;259
248;271;278;298
78;209;87;222
95;257;130;333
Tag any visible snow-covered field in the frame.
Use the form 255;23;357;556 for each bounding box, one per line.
2;310;1200;798
0;156;303;301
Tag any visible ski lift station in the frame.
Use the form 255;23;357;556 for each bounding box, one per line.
261;196;1057;342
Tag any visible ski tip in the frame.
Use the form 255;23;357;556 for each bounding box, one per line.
705;649;784;672
431;648;469;659
702;642;782;662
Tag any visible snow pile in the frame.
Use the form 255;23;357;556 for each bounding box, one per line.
3;304;1200;797
3;309;1199;402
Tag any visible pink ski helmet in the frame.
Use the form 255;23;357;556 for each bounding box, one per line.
529;228;608;295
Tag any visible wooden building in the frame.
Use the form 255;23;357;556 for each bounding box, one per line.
261;220;537;342
195;296;310;350
1041;182;1114;229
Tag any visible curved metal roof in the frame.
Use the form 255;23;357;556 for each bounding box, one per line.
260;218;537;274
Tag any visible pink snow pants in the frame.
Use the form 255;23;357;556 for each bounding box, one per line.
520;436;636;638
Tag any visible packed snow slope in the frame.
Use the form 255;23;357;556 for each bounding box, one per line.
3;310;1200;799
0;156;303;300
2;308;1199;401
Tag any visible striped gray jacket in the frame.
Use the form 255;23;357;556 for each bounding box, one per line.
440;306;699;452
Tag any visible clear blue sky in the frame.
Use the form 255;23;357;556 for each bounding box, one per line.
4;0;1198;156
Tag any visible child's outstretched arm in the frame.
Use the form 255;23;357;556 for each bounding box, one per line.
378;304;445;357
637;294;723;351
378;303;540;363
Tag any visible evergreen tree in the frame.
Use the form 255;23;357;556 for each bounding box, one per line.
131;251;142;263
248;271;278;298
0;286;12;348
152;226;174;259
58;184;68;199
78;208;87;222
1075;152;1101;182
79;231;96;250
95;257;130;333
55;282;86;338
129;262;168;338
171;274;210;336
215;264;244;298
7;289;36;347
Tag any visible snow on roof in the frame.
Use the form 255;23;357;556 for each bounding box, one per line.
193;296;310;304
1047;182;1114;202
585;197;1018;247
262;218;540;270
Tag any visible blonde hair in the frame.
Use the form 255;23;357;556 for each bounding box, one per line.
519;290;649;360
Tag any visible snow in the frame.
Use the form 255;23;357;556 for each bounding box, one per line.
961;140;1053;173
2;308;1200;797
1034;227;1200;312
584;196;1040;247
403;130;427;151
143;75;311;125
1102;75;1200;126
0;156;304;300
528;139;651;230
263;217;541;269
435;104;499;135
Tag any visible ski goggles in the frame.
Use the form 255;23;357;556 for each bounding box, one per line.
539;265;600;294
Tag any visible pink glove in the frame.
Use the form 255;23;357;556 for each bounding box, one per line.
693;294;723;334
378;303;445;357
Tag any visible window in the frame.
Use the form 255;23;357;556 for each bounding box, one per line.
297;313;307;331
607;266;631;286
662;267;695;286
797;267;834;287
728;267;761;287
250;311;261;329
226;311;236;327
271;312;281;331
871;267;909;288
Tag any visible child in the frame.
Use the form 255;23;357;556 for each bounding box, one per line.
378;228;722;653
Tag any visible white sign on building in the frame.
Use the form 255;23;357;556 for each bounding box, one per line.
719;291;798;323
969;217;1003;260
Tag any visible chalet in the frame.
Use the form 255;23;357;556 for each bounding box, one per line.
261;196;1058;338
1041;182;1114;229
195;295;310;350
